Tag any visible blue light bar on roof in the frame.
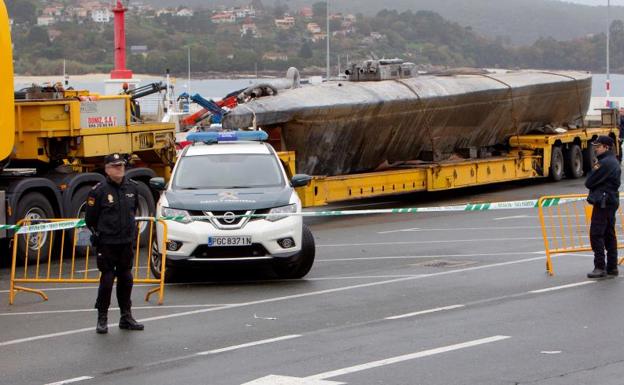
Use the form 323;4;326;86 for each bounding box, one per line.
186;130;268;143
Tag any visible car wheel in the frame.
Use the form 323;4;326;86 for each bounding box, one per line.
149;240;177;282
273;224;315;279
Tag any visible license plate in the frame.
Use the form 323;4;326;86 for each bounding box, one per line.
208;236;252;247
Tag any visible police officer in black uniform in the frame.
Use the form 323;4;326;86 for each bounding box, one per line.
85;153;145;334
585;136;621;278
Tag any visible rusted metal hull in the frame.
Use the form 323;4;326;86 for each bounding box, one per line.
222;71;592;176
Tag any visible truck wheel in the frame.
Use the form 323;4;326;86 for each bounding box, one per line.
583;141;597;173
15;192;55;264
564;144;583;179
549;146;564;181
67;186;92;256
273;225;315;279
135;181;156;246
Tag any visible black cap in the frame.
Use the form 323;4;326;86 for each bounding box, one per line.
104;153;126;165
593;135;615;147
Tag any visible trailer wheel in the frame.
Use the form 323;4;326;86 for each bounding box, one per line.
273;225;315;279
550;146;564;181
564;144;583;179
583;141;597;173
135;181;156;246
14;192;55;264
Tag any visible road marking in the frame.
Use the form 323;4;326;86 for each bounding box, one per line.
44;376;93;385
377;226;537;234
318;237;542;247
308;335;511;380
493;215;535;220
243;335;511;384
0;256;545;347
197;334;301;355
529;281;595;293
0;304;231;316
385;304;465;320
317;251;545;262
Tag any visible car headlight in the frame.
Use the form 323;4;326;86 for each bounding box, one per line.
266;204;297;222
161;207;192;224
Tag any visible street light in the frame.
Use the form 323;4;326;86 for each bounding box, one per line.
326;0;330;81
606;0;611;106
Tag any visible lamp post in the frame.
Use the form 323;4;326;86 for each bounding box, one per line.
606;0;611;107
326;0;330;81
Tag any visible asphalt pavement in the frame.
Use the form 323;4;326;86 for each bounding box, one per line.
2;176;623;385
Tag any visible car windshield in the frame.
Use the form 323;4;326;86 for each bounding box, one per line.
172;153;285;189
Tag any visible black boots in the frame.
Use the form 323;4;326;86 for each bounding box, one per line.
607;268;619;277
96;310;108;334
587;268;607;278
119;309;144;331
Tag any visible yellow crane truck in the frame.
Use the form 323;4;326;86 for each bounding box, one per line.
1;2;176;258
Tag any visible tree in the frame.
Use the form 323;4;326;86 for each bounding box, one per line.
299;41;313;59
6;0;37;24
312;2;327;18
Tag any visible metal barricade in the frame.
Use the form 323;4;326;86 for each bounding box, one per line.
538;194;624;275
9;218;168;305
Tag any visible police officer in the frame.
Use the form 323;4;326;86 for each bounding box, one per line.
85;153;145;334
585;136;621;278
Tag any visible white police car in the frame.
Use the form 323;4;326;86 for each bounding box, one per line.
149;130;314;280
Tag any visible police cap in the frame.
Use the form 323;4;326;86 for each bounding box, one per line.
592;136;615;148
104;153;127;166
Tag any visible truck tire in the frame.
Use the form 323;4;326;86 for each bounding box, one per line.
67;185;92;256
549;146;564;181
14;192;55;264
135;181;156;246
564;144;583;179
273;225;315;279
583;141;597;173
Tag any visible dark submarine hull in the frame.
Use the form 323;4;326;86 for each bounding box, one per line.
222;71;592;176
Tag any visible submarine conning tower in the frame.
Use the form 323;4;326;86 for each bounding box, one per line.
345;59;416;81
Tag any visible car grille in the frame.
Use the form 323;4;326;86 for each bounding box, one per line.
191;244;269;259
189;209;255;229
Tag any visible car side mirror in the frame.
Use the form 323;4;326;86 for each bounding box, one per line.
291;174;312;188
149;177;166;191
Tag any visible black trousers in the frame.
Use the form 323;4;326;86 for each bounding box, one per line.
95;243;134;312
590;206;618;270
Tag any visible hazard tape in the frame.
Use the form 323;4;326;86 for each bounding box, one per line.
0;197;583;234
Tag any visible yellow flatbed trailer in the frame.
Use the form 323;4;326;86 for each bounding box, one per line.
280;123;620;207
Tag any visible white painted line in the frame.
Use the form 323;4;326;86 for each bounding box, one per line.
317;251;545;262
44;375;93;385
378;226;537;234
0;256;544;347
196;335;301;356
0;304;231;316
308;335;511;380
493;215;535;221
318;237;542;247
385;304;465;320
529;281;595;294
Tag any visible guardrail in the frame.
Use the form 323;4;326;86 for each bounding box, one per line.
9;218;168;305
538;194;624;275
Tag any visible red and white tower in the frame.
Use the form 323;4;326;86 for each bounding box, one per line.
110;0;132;79
105;0;140;94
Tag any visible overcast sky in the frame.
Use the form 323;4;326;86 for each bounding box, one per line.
557;0;624;5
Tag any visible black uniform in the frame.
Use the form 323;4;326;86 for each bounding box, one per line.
85;177;138;312
585;150;621;273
